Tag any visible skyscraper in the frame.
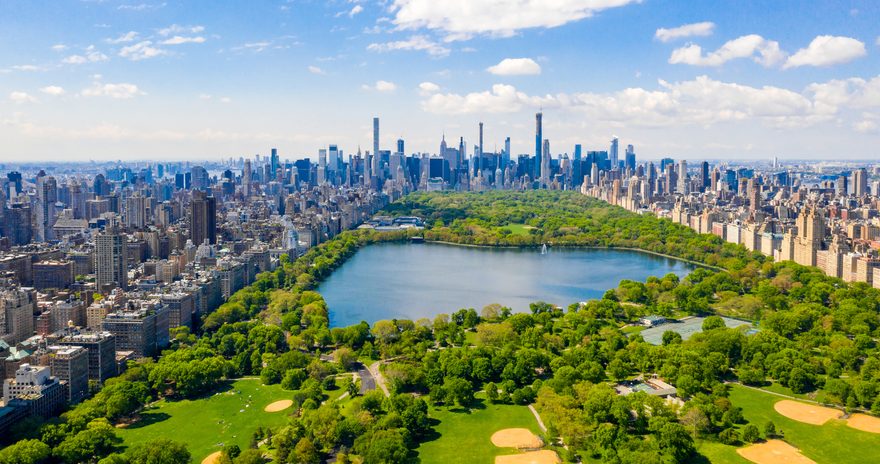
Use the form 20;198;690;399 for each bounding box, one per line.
34;175;58;242
625;144;636;172
270;148;279;178
95;227;127;292
370;117;380;185
535;112;543;179
477;122;484;175
190;190;216;246
853;168;867;197
609;137;619;170
677;160;688;194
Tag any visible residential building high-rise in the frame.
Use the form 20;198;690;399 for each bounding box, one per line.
676;160;688;194
0;287;36;345
371;117;380;186
95;227;127;292
59;332;117;383
609;137;619;170
535;112;543;179
34;175;58;242
624;144;636;172
853;168;868;197
190;190;216;246
270;148;279;178
49;345;89;403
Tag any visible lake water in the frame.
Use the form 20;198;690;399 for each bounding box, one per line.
319;242;696;327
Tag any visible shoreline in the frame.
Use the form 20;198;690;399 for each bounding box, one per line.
420;239;723;271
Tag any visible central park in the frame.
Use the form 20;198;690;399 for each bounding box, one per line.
2;191;880;464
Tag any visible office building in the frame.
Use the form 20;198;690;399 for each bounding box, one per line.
95;227;127;292
49;346;89;403
190;190;217;246
59;332;117;383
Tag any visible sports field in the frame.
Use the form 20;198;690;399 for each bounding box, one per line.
117;378;293;462
693;385;880;464
415;397;544;464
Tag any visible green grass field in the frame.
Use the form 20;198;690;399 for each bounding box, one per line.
500;224;536;236
415;397;542;464
693;385;880;464
117;378;293;461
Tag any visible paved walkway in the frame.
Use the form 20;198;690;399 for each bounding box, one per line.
528;404;547;433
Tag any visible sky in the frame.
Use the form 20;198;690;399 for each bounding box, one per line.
0;0;878;162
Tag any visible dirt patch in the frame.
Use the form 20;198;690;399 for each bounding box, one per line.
847;413;880;433
773;400;842;425
201;451;222;464
490;428;543;449
495;450;561;464
264;399;293;412
737;440;815;464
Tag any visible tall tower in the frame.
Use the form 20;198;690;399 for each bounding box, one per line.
541;139;551;186
609;137;619;170
95;226;127;292
371;117;380;186
190;190;216;246
853;168;867;197
477;122;484;175
535;112;543;179
270;148;279;178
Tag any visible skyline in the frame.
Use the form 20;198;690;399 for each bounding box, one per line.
0;0;879;161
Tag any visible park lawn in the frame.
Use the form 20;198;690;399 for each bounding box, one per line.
758;382;829;404
693;385;880;464
415;396;542;464
117;378;292;462
501;224;535;236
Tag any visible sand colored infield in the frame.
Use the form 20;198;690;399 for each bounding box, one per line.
737;440;816;464
490;428;544;449
495;450;561;464
264;399;293;412
847;413;880;433
773;400;842;425
201;451;222;464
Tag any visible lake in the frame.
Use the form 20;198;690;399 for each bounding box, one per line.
319;242;696;327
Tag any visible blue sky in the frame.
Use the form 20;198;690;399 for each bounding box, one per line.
0;0;878;161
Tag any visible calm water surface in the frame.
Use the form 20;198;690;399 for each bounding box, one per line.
319;242;695;327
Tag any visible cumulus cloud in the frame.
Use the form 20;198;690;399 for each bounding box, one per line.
419;75;866;131
783;35;866;68
51;44;67;52
81;81;144;99
389;0;640;41
367;35;450;57
308;65;326;75
107;31;139;44
655;22;715;42
62;47;109;65
158;24;205;36
362;80;397;92
12;65;43;72
9;91;36;104
118;3;166;11
39;86;65;96
418;81;440;95
161;35;206;45
119;41;167;60
349;5;364;17
486;57;542;75
669;34;785;67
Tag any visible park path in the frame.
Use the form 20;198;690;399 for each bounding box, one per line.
528;405;547;433
368;361;390;397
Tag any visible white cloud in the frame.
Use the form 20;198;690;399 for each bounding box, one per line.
39;86;65;96
232;41;272;53
119;41;167;60
118;3;166;11
349;5;364;17
389;0;640;41
11;65;43;72
81;82;144;99
363;80;397;92
158;24;205;36
107;31;139;44
418;81;440;95
783;35;866;69
308;65;326;75
219;97;232;103
419;75;852;131
9;92;36;104
854;118;878;134
161;35;206;45
62;48;109;65
877;36;880;47
486;57;541;75
51;44;67;52
669;34;785;67
367;35;450;57
655;22;715;42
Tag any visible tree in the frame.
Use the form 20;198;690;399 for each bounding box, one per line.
222;444;241;461
680;408;710;437
485;382;500;403
232;450;263;464
763;421;776;438
127;439;192;464
662;331;682;345
702;316;725;331
718;428;740;445
741;424;760;443
333;347;358;371
54;420;120;464
292;438;320;464
481;303;503;321
0;439;51;464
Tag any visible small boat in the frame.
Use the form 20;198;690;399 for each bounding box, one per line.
541;243;548;255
